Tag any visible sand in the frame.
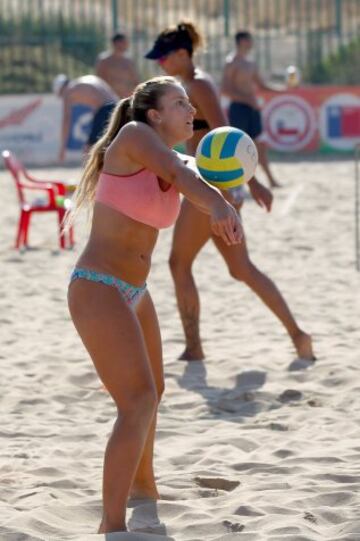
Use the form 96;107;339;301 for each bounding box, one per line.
1;158;359;541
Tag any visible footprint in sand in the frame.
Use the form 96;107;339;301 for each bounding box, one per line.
269;422;289;431
304;511;317;523
223;520;245;532
307;398;322;407
278;389;303;403
194;477;240;492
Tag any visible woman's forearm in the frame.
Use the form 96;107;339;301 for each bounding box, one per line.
172;164;223;214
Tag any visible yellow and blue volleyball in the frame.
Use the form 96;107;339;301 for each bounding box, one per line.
195;126;258;189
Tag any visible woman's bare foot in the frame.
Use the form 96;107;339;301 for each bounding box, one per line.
178;347;205;361
292;331;316;360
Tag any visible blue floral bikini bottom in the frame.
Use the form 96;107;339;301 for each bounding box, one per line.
70;267;146;309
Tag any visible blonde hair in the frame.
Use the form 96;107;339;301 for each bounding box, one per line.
66;76;180;225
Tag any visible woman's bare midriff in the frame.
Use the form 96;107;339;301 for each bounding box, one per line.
75;202;159;286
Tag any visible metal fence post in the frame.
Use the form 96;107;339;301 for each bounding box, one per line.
355;143;360;271
335;0;343;39
112;0;118;32
1;0;360;94
224;0;230;37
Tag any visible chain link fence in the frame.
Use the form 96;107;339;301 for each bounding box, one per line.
1;0;359;94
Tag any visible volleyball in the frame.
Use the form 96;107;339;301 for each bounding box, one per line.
195;127;258;190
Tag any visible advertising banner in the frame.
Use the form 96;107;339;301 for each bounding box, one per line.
0;87;359;166
0;95;61;165
0;95;94;166
259;86;360;153
66;104;93;152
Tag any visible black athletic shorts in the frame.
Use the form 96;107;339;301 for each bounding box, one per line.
228;102;262;140
87;102;116;146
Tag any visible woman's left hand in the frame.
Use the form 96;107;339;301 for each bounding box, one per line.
248;178;273;212
210;199;243;246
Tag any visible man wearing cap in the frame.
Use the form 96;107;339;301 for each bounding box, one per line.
53;74;118;162
95;32;139;98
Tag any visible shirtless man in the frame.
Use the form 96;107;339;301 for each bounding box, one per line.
95;32;140;98
221;31;282;188
53;74;118;161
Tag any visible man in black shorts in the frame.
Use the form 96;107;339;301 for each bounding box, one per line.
87;102;116;146
221;31;283;188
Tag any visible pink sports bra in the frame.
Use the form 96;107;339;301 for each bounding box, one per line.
95;168;180;229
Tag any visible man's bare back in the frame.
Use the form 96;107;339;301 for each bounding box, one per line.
222;53;259;109
96;53;139;98
65;75;117;109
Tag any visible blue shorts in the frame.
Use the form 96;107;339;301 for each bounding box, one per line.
228;102;262;140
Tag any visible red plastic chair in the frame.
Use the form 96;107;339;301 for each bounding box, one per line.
2;150;75;250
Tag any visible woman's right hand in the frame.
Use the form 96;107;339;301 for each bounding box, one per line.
210;198;243;246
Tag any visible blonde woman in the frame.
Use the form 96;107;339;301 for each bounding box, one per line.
67;76;242;533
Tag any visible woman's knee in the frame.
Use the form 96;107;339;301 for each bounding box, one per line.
229;260;255;283
113;380;158;421
169;251;190;277
169;251;181;274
